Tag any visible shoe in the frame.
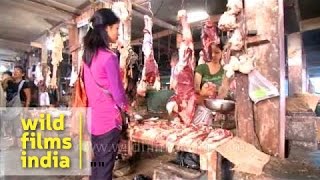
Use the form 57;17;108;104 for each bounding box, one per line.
114;159;130;171
113;165;133;177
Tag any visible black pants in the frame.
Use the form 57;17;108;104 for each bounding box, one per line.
90;128;121;180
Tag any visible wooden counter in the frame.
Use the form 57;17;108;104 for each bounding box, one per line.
126;121;233;180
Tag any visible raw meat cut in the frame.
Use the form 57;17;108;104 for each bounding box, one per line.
137;15;161;96
50;33;64;89
112;2;130;47
198;50;205;65
112;2;131;89
128;120;232;153
229;29;243;51
227;0;243;15
34;62;44;86
125;48;140;101
218;12;238;31
201;19;220;62
167;10;197;125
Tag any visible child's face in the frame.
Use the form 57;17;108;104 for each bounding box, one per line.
2;74;10;80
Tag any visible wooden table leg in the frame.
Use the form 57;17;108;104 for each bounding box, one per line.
127;140;133;157
207;151;222;180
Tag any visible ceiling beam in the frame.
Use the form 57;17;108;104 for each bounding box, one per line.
0;39;31;52
132;3;180;32
2;0;73;21
28;0;81;15
300;17;320;32
131;30;175;44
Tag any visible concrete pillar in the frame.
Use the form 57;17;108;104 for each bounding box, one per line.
287;32;307;95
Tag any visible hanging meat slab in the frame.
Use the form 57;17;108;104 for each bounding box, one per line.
167;10;197;125
201;19;220;62
218;12;238;31
226;0;243;15
50;33;64;89
137;15;161;96
229;28;244;51
112;2;131;89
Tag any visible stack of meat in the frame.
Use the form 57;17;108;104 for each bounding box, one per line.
137;15;161;96
129;120;232;153
167;10;197;125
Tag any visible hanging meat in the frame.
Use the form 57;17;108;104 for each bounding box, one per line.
167;10;197;125
201;19;220;62
50;33;64;89
137;15;161;96
45;67;51;88
218;12;238;31
126;48;139;101
198;50;205;65
34;62;44;86
229;28;244;51
227;0;243;15
112;2;131;89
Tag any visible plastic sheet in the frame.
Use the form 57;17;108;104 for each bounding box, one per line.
248;70;279;103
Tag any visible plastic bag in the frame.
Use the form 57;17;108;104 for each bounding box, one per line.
193;105;214;126
248;70;279;103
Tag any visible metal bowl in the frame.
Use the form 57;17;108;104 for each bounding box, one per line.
204;99;235;113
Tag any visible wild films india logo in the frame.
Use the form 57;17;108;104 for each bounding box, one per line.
0;108;91;176
20;113;71;168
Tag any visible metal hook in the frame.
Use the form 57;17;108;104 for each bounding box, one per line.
181;0;185;9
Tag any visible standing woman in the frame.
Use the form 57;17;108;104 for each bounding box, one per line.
82;9;129;180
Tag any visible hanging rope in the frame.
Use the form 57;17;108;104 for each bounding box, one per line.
168;32;172;55
205;0;208;12
181;0;185;9
241;0;248;53
148;0;154;17
158;37;161;62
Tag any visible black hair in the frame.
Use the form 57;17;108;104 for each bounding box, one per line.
82;8;120;67
14;65;25;74
3;70;12;76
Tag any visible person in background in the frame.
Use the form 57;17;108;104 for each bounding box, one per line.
0;71;13;137
82;8;130;180
1;71;13;93
7;65;31;108
39;85;50;107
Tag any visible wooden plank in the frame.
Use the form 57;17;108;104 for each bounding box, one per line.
75;2;111;27
132;10;179;33
300;16;320;32
131;30;175;44
244;0;282;156
68;24;79;67
30;0;81;14
287;32;307;95
0;38;31;51
207;152;219;180
235;73;261;149
278;0;286;159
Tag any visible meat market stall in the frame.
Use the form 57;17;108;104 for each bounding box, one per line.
66;0;285;179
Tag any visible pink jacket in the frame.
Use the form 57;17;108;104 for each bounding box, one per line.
83;49;128;135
